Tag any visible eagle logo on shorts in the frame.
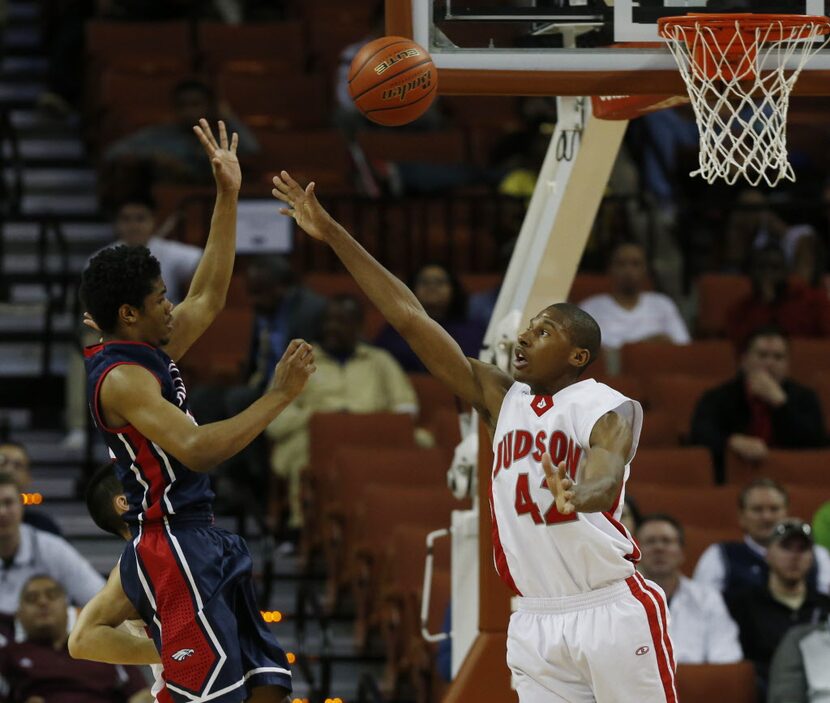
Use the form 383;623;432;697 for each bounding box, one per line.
172;648;195;661
635;646;650;656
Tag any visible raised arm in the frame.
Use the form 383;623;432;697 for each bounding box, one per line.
543;410;633;514
272;172;512;429
100;339;316;473
68;567;160;666
164;119;241;361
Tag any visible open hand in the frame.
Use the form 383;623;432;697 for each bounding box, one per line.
270;339;316;401
193;119;241;193
272;171;335;242
542;453;576;515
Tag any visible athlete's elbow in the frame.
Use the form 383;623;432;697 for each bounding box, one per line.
67;628;87;659
178;438;215;474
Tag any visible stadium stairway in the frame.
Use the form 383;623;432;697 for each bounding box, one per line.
1;5;385;699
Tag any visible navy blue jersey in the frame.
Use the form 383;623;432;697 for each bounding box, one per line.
84;341;213;524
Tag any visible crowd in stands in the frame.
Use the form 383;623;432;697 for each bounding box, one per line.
4;1;830;701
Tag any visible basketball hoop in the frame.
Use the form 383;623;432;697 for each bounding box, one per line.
658;13;830;186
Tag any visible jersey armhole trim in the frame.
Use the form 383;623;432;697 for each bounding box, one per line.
94;362;163;434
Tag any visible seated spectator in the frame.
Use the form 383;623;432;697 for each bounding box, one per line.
375;264;486;372
578;241;690;351
0;442;61;536
694;479;830;599
768;615;830;703
637;514;743;664
725;244;830;350
727;520;830;694
188;255;326;512
0;575;150;703
103;79;259;184
689;325;825;483
266;295;418;543
0;475;104;615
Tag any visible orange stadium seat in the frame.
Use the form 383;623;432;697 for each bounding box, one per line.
177;307;253;385
786;484;830;523
620;340;736;380
647;374;720;440
682;525;742;577
568;273;612;303
789;338;830;385
676;662;757;703
695;274;752;338
257;129;352;190
356;130;469;164
86;21;191;64
427;407;463;449
631;484;740;529
197;22;306;71
762;449;830;487
98;67;190;111
408;374;459;427
638;411;681;447
629;447;714;486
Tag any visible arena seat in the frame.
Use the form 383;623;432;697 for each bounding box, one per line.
695;273;752;337
593;374;645;405
459;273;502;295
762;449;830;487
427;407;464;449
789;339;830;385
356;130;469;164
568;273;612;303
197;21;306;71
408;374;459;427
682;525;743;577
620;340;736;380
638;411;681;447
786;484;830;524
98;66;189;111
812;371;830;434
631;484;740;529
629;447;714;486
646;374;720;440
86;21;191;64
675;662;757;703
177;307;253;385
257;130;352;190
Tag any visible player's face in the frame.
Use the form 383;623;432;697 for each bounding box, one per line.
741;335;789;383
513;309;583;390
137;277;174;347
0;484;23;537
115;204;155;246
17;577;68;642
739;487;787;544
609;244;647;295
637;521;684;579
766;538;813;584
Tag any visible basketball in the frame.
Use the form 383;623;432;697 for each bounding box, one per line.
348;36;438;127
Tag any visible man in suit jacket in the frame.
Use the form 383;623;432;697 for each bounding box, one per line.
690;325;825;483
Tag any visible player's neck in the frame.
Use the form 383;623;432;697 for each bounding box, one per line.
611;291;640;309
528;375;579;397
644;570;680;600
102;328;148;345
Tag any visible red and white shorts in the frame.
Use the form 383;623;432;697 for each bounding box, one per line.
506;573;677;703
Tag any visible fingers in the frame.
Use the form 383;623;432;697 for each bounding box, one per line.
541;453;555;482
218;120;228;150
280;170;301;191
230;131;238;153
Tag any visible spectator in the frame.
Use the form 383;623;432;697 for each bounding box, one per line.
0;575;150;703
768;616;830;703
0;442;61;536
727;520;830;693
103;79;259;184
375;264;486;372
637;514;743;664
695;479;830;600
725;245;830;350
0;475;104;615
578;241;690;351
689;326;825;483
188;256;326;512
621;494;641;535
266;295;418;542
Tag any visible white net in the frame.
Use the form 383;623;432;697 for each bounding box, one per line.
658;15;830;186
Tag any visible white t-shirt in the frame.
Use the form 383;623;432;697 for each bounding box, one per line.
578;292;691;350
667;576;743;664
489;379;643;597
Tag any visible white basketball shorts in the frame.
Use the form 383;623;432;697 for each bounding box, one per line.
506;572;678;703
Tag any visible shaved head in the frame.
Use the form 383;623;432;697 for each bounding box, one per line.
546;302;601;372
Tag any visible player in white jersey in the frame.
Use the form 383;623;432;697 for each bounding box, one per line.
272;171;677;703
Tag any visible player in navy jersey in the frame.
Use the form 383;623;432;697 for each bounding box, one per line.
80;121;316;703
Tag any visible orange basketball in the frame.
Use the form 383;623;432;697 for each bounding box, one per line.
348;36;438;127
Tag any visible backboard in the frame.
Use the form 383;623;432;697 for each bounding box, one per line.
387;0;830;95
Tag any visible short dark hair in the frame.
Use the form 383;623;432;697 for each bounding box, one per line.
172;78;214;102
739;478;789;509
547;302;602;373
80;245;161;333
85;462;128;538
638;513;685;545
115;193;156;214
22;573;65;594
608;240;645;265
741;325;789;355
0;440;28;456
247;255;295;286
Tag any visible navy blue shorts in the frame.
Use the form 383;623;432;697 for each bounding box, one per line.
120;515;292;703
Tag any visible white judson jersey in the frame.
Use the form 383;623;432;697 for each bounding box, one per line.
122;618;164;700
489;379;643;597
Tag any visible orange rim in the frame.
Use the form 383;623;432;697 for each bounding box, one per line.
657;13;830;41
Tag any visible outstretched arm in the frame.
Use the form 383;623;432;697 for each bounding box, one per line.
543;410;633;514
165;119;242;362
272;172;512;429
100;339;316;473
69;567;160;666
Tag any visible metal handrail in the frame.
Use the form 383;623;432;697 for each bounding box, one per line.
421;527;452;643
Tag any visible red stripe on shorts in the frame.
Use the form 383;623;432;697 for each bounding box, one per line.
635;572;677;672
625;575;677;703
